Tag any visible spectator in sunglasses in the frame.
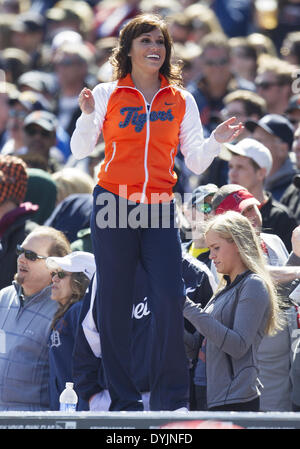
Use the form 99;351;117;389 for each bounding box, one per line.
45;251;96;411
0;225;71;411
187;32;255;136
255;54;295;115
21;109;63;173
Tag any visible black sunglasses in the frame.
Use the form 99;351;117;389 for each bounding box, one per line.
16;244;47;261
25;127;52;138
55;58;84;66
255;81;281;90
51;271;70;279
203;58;229;66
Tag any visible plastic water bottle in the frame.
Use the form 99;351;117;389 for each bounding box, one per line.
59;382;78;412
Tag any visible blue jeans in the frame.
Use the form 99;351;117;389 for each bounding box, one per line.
90;185;189;411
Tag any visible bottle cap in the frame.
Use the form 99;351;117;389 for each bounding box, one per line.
66;382;74;388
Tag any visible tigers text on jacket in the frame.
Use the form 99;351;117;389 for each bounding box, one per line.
70;74;220;203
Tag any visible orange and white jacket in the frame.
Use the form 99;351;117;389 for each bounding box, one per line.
71;74;220;203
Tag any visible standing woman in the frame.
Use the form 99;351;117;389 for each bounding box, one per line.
184;211;282;411
70;13;243;411
47;251;96;411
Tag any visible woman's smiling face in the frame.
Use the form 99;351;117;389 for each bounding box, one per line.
129;28;166;76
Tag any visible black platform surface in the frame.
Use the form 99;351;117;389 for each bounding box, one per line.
0;410;299;429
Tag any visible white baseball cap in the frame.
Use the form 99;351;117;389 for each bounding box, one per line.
46;251;96;280
51;30;83;51
222;138;273;176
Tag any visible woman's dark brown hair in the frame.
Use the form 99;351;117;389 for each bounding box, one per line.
51;272;90;329
109;13;183;86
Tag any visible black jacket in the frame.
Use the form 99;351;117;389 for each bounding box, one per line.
281;182;300;225
260;191;297;252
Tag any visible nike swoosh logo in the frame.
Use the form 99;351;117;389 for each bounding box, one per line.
165;102;175;106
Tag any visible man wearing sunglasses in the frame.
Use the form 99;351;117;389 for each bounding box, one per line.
22;110;62;173
187;33;254;136
0;226;71;411
255;55;294;116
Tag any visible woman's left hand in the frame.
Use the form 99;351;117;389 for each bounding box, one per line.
214;117;244;143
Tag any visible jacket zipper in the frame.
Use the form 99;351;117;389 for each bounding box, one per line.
117;85;169;203
141;86;170;203
104;141;116;172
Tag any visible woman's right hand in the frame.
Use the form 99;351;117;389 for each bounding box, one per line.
78;87;95;114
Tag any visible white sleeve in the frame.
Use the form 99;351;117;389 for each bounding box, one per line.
82;276;101;358
179;91;221;175
70;82;116;160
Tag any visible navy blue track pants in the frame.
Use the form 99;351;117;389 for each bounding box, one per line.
90;185;189;411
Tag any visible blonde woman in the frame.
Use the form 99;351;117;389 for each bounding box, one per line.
184;210;281;411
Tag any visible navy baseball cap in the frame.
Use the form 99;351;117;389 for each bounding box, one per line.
245;114;294;149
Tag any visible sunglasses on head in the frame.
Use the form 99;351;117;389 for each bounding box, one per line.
16;244;47;261
195;202;212;214
51;271;70;279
